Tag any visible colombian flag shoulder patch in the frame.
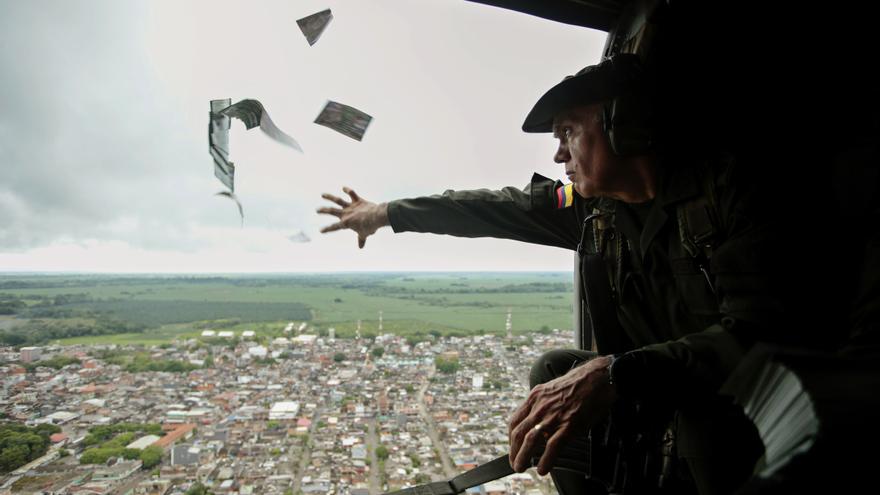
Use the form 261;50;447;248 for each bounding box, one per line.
556;183;574;209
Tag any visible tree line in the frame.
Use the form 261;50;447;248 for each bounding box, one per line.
0;423;61;474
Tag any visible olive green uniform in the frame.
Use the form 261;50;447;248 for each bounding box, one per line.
387;158;848;494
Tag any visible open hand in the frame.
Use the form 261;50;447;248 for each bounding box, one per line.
317;187;389;249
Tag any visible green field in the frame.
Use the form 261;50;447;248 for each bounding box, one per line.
0;273;574;346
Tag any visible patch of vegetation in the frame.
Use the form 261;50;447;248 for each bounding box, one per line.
82;423;163;447
0;315;145;347
253;357;277;366
73;300;311;327
1;273;574;346
10;475;56;492
93;351;199;373
185;481;213;495
0;423;61;474
0;298;26;315
79;447;141;464
23;355;80;372
375;445;389;460
80;424;165;466
139;446;163;469
434;356;460;374
123;354;200;373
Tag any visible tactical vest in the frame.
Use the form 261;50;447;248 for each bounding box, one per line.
577;164;726;354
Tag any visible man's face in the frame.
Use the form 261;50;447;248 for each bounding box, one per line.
552;104;615;199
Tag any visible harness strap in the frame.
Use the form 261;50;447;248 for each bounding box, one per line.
677;166;722;294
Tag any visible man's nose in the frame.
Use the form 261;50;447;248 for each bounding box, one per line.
554;144;569;164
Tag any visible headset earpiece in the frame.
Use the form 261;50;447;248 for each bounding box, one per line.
602;56;655;156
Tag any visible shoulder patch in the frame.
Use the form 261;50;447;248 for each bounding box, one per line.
556;183;574;209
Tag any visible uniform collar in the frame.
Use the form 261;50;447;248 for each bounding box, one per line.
611;162;702;257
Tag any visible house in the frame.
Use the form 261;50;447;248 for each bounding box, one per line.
171;444;202;466
268;401;299;420
92;460;142;482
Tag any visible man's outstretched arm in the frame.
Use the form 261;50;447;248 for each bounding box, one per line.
317;174;585;250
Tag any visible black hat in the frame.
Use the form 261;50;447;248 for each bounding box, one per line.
522;54;645;133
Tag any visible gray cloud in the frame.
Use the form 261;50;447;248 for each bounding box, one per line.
0;0;604;271
0;0;212;250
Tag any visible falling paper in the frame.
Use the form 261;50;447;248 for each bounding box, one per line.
314;100;373;141
297;9;333;46
215;191;244;225
288;231;311;243
210;99;235;191
221;99;303;152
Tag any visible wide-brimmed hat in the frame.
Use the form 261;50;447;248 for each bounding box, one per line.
522;54;645;133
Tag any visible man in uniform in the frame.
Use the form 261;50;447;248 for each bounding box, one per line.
317;55;851;494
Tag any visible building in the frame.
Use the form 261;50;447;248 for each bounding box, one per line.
247;346;268;358
268;401;300;420
153;423;197;449
170;444;202;466
20;346;42;363
292;334;317;346
472;374;484;390
126;434;162;450
351;444;367;460
41;410;79;425
92;460;142;482
50;432;68;444
485;481;508;495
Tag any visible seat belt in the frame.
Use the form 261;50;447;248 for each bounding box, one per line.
381;456;513;495
381;438;591;495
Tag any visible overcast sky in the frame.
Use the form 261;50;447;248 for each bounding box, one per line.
0;0;605;273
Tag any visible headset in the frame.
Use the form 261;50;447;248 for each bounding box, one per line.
598;0;663;156
601;54;655;156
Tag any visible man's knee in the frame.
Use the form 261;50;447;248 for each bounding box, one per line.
529;349;596;388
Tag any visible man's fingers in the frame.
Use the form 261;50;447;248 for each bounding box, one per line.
320;222;345;234
512;426;543;472
321;193;350;208
508;402;532;435
316;207;344;218
508;399;536;467
508;426;522;469
343;186;361;203
536;427;567;476
510;418;538;471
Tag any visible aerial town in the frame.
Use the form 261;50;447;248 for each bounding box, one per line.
0;323;572;495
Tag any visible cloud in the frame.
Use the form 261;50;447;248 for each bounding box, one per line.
0;1;211;250
0;0;603;271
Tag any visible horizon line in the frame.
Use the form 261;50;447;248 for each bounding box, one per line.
0;270;571;275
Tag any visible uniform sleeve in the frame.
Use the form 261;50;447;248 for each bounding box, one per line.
386;173;584;251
